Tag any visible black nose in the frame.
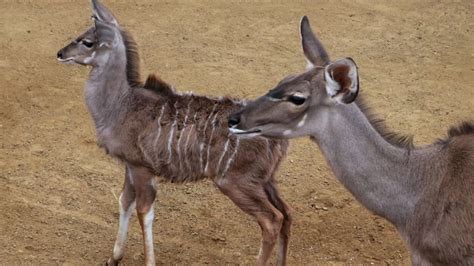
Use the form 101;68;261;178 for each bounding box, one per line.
57;50;63;59
228;115;240;128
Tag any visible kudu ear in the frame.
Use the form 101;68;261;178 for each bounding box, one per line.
94;19;116;48
325;58;359;104
91;0;118;26
300;16;330;68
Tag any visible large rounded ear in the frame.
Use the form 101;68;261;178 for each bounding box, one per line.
91;0;118;26
94;19;117;48
300;16;330;68
324;58;359;104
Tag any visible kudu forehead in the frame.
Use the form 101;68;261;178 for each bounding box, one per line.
76;27;96;41
266;68;322;99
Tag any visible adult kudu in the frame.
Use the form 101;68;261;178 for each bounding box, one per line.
228;16;474;265
57;1;292;265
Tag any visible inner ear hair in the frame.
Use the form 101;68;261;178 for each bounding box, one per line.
325;58;359;104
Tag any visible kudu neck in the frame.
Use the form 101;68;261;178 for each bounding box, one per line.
85;45;130;131
311;103;421;228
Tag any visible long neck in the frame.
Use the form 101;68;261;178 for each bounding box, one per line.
311;103;425;228
85;45;130;132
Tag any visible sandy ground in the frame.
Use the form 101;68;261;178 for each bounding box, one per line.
0;0;472;265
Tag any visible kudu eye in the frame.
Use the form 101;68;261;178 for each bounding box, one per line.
81;40;94;48
288;94;307;105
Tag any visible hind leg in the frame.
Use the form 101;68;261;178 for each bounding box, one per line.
264;182;292;266
130;165;157;266
215;177;283;266
107;166;136;266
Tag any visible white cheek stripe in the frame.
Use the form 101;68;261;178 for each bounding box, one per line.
83;51;96;64
297;114;307;128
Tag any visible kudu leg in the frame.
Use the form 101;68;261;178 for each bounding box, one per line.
107;166;136;266
216;178;284;266
264;182;292;266
130;165;157;266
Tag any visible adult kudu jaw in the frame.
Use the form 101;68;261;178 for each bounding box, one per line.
57;0;292;265
229;15;474;265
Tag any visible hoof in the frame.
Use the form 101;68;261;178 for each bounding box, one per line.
106;257;121;266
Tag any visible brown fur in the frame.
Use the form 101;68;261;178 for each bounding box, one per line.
58;2;293;264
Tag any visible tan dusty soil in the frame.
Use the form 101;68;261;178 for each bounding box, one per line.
0;0;472;265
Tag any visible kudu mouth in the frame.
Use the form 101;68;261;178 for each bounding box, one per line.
229;126;262;136
56;50;74;63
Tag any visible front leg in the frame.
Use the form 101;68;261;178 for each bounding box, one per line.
107;166;136;266
130;165;157;266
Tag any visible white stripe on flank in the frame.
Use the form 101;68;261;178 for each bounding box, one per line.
200;104;217;172
153;105;166;152
204;112;219;174
222;138;240;177
176;99;193;170
167;109;179;163
183;113;198;172
216;138;230;176
265;138;272;159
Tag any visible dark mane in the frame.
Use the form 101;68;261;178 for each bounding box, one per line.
355;97;414;149
120;29;142;88
143;74;175;96
436;121;474;145
120;29;176;97
447;121;474;138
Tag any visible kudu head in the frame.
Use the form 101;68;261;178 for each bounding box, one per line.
228;16;359;138
56;0;123;66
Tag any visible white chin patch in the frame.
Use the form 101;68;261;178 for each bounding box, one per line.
83;51;96;64
57;57;75;64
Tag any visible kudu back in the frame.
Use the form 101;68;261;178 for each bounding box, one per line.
229;16;474;265
57;1;291;265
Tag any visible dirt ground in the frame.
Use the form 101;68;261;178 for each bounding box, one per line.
0;0;472;265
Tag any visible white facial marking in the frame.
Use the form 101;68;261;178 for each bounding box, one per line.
222;138;240;177
83;51;96;64
283;129;292;136
297;114;307;128
305;60;314;70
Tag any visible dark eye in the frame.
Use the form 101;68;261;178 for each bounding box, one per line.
81;40;94;48
288;94;306;105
